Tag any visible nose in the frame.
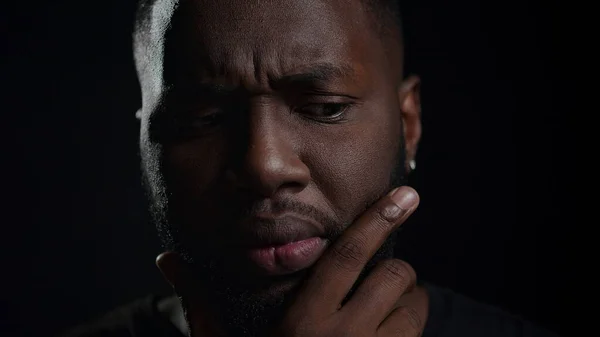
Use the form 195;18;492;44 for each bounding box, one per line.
227;106;310;197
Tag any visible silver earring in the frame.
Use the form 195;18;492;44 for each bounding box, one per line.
409;160;416;171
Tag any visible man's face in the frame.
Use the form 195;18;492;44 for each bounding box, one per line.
138;0;419;334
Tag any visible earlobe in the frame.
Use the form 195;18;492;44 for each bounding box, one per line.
156;252;184;289
398;76;422;171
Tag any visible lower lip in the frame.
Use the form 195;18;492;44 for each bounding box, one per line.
246;237;328;275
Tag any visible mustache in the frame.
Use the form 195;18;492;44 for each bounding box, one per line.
235;186;393;244
237;197;346;242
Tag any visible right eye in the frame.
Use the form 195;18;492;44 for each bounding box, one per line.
171;109;228;139
186;112;226;128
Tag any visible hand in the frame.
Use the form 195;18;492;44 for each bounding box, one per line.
269;186;422;337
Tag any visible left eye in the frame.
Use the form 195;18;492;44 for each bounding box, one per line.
297;103;351;120
172;112;226;138
188;113;225;128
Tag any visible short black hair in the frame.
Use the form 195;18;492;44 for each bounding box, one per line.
363;0;403;39
133;0;404;52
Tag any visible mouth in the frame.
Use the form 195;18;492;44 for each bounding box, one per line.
239;215;330;276
245;237;329;276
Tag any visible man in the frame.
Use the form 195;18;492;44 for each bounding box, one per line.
63;0;560;336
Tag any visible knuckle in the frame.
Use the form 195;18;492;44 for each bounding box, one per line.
396;306;423;331
331;237;366;271
381;259;411;288
389;328;411;337
374;200;405;224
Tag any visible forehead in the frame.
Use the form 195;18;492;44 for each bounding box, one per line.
154;0;384;90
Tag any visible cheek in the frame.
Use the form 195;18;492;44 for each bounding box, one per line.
306;118;400;222
164;134;227;187
162;137;228;220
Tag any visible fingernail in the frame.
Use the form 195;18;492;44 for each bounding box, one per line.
390;187;417;210
387;187;400;196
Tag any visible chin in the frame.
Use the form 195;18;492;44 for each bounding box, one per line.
253;270;308;298
201;269;310;337
192;257;308;303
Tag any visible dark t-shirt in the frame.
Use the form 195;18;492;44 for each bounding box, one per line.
61;284;559;337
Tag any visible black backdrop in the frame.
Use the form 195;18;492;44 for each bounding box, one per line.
4;1;567;336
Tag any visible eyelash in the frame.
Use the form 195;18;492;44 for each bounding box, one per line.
171;110;225;138
295;103;353;123
175;101;353;133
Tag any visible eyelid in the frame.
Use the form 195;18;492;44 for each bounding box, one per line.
295;102;353;122
173;102;226;117
301;90;359;99
296;94;357;106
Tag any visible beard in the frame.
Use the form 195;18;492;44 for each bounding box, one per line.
141;142;407;337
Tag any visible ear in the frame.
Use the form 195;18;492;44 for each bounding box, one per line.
155;252;224;336
156;252;187;290
135;109;143;120
398;76;422;172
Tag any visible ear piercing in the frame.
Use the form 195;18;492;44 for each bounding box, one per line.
409;160;416;171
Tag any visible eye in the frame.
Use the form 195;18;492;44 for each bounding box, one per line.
296;103;352;122
172;110;227;139
187;112;226;128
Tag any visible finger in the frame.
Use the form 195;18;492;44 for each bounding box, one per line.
342;259;417;326
377;306;423;337
294;186;419;315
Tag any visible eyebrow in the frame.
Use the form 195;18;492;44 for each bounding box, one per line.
196;83;237;96
172;62;358;99
272;63;358;88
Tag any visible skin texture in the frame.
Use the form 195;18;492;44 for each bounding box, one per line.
136;0;424;335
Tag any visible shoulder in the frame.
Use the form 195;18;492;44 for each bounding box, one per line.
422;283;560;337
59;295;176;337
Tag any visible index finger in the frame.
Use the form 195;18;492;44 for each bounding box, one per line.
294;186;419;315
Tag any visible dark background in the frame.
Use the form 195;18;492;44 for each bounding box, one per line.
3;1;567;336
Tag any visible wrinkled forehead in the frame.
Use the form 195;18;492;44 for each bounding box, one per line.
138;0;385;101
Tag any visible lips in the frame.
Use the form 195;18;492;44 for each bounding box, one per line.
237;215;329;275
246;237;328;275
240;215;322;246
